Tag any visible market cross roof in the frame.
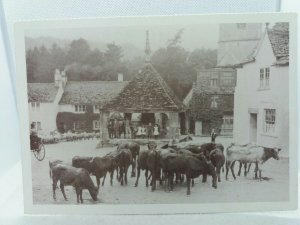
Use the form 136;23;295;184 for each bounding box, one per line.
27;83;59;102
59;81;128;106
104;63;186;112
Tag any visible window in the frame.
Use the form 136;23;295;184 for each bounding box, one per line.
210;78;218;87
93;120;101;130
265;67;270;88
73;121;86;131
32;121;36;130
37;122;42;130
31;102;40;110
260;69;264;88
237;23;246;29
93;105;100;114
264;109;276;133
259;67;270;89
222;116;234;129
31;121;41;131
222;72;234;86
211;96;218;108
75;105;86;113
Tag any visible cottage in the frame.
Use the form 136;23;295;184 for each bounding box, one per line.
234;23;289;155
57;77;128;133
27;69;66;134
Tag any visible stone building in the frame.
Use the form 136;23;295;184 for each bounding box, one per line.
103;63;186;139
184;68;236;136
184;23;262;136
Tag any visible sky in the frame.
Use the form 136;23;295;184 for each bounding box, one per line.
25;23;220;52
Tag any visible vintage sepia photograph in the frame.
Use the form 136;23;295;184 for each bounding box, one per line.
14;13;297;214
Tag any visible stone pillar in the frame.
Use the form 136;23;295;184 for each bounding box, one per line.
168;112;180;139
154;113;160;125
185;111;190;135
97;110;110;148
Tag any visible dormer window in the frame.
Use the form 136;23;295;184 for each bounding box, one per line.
75;105;86;113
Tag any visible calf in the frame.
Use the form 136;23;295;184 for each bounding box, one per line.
49;161;98;203
115;148;133;186
135;142;160;191
226;145;281;180
117;141;140;177
160;154;217;195
72;155;116;190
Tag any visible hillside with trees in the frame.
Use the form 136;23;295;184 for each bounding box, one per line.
26;30;217;99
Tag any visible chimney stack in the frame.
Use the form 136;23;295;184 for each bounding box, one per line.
54;69;67;88
118;73;123;82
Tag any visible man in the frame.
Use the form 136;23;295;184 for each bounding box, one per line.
147;122;153;139
114;119;120;138
211;128;217;143
30;122;41;150
125;119;131;139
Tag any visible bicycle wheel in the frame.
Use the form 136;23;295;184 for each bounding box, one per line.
34;143;45;161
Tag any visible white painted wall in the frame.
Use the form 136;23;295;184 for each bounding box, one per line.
234;30;289;156
58;104;74;112
28;102;57;134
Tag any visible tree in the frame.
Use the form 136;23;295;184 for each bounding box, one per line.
104;42;123;64
67;38;90;63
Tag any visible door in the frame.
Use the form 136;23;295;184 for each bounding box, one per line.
249;113;257;143
195;121;202;136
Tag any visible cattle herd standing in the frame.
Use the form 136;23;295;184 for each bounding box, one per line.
48;136;281;203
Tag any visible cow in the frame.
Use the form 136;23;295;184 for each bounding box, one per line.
72;155;116;190
226;144;281;180
159;153;217;195
49;161;98;203
114;148;133;186
209;146;225;182
117;141;140;177
135;141;160;191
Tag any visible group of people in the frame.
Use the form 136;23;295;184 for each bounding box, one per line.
107;119;160;139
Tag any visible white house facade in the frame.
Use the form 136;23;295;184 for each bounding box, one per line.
233;23;289;156
27;69;66;134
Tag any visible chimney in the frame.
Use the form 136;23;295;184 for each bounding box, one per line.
54;69;67;89
54;69;61;87
118;73;123;82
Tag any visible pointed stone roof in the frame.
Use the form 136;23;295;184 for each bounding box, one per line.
104;63;186;112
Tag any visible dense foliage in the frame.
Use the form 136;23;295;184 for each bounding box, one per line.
26;31;217;99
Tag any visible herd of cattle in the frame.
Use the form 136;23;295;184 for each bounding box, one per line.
48;136;281;203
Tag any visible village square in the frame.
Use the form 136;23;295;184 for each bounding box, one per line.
27;22;290;204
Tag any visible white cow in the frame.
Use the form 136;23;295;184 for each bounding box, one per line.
226;144;281;180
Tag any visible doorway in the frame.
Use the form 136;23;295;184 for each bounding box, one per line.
249;113;257;143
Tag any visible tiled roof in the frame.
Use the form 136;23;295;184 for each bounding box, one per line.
267;22;289;65
59;81;128;106
104;63;186;112
27;83;58;102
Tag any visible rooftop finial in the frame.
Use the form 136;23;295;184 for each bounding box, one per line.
145;30;151;62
